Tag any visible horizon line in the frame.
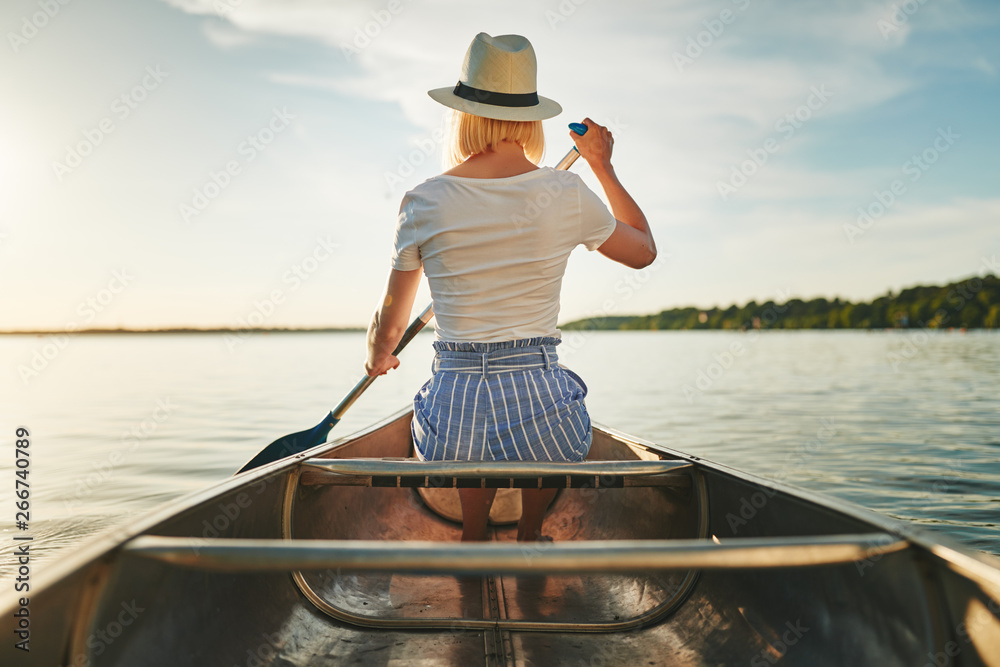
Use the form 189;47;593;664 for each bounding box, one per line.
6;271;994;336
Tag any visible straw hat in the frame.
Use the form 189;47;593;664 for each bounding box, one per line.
428;33;562;121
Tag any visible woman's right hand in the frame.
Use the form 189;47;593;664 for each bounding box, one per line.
570;118;614;171
365;354;400;377
571;119;657;270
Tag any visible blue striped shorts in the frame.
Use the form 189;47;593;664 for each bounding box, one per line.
411;337;593;462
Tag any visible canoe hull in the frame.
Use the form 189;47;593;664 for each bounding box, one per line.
4;409;1000;666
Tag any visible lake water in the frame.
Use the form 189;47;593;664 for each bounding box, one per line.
1;329;998;574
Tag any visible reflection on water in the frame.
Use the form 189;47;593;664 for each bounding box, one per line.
1;329;998;567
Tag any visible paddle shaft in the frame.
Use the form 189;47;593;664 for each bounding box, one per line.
554;122;589;170
332;303;434;421
235;304;434;473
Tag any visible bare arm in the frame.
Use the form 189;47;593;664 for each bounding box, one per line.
365;268;422;376
571;118;657;269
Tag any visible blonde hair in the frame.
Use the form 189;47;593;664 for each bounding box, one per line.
446;111;545;168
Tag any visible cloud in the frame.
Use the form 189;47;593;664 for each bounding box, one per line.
973;56;996;77
161;0;414;46
657;195;1000;307
139;0;998;325
200;19;259;49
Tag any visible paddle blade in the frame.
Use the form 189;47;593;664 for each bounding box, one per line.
236;412;340;474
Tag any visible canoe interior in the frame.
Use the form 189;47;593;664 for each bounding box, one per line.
4;410;1000;666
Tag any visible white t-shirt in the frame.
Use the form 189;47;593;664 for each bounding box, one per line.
391;167;617;342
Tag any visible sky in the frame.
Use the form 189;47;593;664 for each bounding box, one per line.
2;0;999;331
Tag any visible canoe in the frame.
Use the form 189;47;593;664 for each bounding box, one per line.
4;408;1000;666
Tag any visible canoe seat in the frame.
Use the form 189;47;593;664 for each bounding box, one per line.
297;457;693;489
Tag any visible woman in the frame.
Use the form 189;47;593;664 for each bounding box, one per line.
365;33;655;542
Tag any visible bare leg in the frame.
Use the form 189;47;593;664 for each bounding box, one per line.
517;488;558;542
459;488;498;541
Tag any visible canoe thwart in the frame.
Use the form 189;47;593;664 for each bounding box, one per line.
123;533;909;574
298;457;693;489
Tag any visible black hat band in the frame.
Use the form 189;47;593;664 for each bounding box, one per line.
453;81;539;108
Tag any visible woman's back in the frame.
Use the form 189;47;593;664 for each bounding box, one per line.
392;166;615;342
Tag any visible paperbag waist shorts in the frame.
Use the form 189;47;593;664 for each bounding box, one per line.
411;337;592;462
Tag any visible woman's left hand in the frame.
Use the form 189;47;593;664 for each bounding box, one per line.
365;354;400;377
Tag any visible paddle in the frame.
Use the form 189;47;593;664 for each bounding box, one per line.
556;122;589;170
236;123;590;474
235;304;435;474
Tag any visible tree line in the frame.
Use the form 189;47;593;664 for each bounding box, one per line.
562;274;999;331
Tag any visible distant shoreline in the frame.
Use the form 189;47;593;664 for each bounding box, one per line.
7;274;997;335
563;274;998;332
